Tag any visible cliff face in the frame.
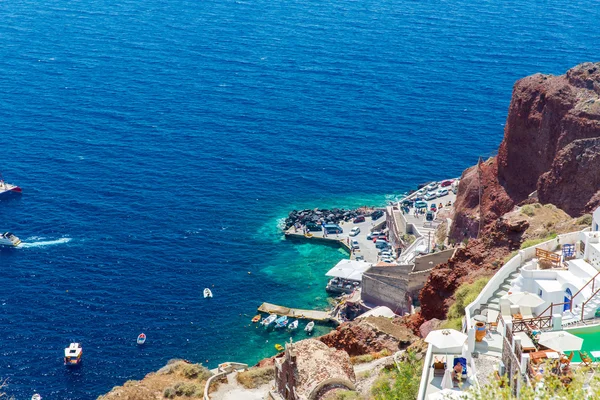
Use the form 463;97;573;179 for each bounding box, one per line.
497;62;600;214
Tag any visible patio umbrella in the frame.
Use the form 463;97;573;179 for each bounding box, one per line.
507;291;544;308
538;331;584;352
427;388;469;399
425;329;468;349
473;315;487;323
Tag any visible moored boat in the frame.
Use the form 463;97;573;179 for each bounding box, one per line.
275;315;288;328
64;343;82;366
31;394;42;400
137;333;146;345
0;175;22;195
287;320;298;330
305;321;315;333
261;314;277;327
274;344;284;352
0;232;21;247
203;288;213;298
251;315;261;323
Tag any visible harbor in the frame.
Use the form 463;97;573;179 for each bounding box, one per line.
257;302;336;323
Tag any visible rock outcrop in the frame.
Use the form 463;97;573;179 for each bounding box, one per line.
497;62;600;215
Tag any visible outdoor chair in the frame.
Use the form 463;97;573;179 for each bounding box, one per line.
579;351;593;368
453;357;468;382
500;299;512;323
432;356;446;376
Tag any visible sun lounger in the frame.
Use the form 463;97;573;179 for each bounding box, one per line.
487;309;499;332
432;356;446;376
579;351;592;367
515;331;536;352
500;299;512;323
521;306;534;319
452;357;468;383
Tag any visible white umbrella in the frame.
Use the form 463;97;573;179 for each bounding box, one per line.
507;291;545;308
538;331;584;352
427;388;468;399
425;329;468;349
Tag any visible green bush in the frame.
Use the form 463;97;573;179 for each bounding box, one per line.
503;250;519;263
446;277;490;320
236;367;275;389
577;214;593;225
173;381;200;397
163;387;176;399
371;350;422;400
521;205;535;216
181;363;212;381
439;317;463;331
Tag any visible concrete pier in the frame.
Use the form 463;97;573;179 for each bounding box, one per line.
258;302;338;323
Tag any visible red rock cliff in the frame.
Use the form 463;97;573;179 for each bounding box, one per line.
497;62;600;214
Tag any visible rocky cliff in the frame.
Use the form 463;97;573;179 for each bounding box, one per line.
419;62;600;321
497;62;600;215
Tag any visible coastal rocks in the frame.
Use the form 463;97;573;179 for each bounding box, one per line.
319;317;416;356
283;207;367;230
497;62;600;215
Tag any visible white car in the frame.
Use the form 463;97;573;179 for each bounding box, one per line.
437;188;449;197
351;240;360;249
349;227;360;237
380;251;393;258
367;230;381;240
424;192;437;201
427;182;438;191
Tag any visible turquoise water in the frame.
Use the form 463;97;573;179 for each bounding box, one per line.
567;325;600;362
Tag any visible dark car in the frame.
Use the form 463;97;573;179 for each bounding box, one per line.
402;200;414;207
305;222;322;232
353;215;366;223
371;210;384;220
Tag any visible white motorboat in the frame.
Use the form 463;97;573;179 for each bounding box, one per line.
287;320;298;330
31;395;42;400
64;343;82;366
0;232;21;247
137;333;146;345
305;321;315;333
261;314;277;327
0;175;22;195
203;288;213;298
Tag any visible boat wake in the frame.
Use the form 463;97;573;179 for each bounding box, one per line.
20;238;72;248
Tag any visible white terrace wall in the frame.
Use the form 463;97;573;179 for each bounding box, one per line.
463;230;583;331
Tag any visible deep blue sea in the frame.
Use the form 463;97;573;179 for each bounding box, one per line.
0;0;599;398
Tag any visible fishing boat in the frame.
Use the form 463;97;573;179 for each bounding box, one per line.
251;315;261;323
0;175;22;195
0;232;21;247
287;320;298;330
305;321;315;333
137;333;146;345
275;315;288;328
261;314;277;327
203;288;213;298
64;343;82;366
275;344;284;352
31;394;42;400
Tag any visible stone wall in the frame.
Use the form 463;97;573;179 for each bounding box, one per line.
361;265;411;314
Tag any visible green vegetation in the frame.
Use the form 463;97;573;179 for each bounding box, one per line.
577;214;593;225
503;250;519;263
371;350;422;400
181;363;212;381
521;205;535;216
520;232;557;249
440;277;490;330
350;349;392;365
401;234;416;245
322;390;362;400
236;367;275;389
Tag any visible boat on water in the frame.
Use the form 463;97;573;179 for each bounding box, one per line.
261;314;277;327
274;344;284;352
275;315;288;328
203;288;213;298
64;343;82;366
32;394;42;400
0;232;21;247
251;315;261;323
287;320;298;330
137;333;146;345
305;321;315;333
0;175;22;195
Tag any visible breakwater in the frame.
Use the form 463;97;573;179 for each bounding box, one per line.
283;207;376;230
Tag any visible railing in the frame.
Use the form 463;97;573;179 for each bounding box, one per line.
511;316;552;333
203;362;248;400
581;286;600;320
570;270;600;311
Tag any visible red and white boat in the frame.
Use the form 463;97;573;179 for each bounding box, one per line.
64;343;82;366
137;333;146;345
0;174;21;195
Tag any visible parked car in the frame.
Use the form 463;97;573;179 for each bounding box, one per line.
402;199;414;207
367;231;382;240
380;258;393;263
437;188;449;197
440;180;454;187
373;235;388;243
353;215;366;223
415;200;428;209
380;250;393;258
427;182;439;191
430;204;437;212
375;239;389;249
351;240;360;249
424;192;437;201
349;227;360;236
355;254;365;261
426;211;435;221
371;210;384;220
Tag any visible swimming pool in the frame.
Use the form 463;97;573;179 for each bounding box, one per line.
566;324;600;362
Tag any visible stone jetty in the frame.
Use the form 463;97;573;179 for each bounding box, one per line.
283;207;371;230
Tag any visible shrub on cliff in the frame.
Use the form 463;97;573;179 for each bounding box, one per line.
236;366;274;389
439;277;490;330
371;350;422;400
181;363;211;381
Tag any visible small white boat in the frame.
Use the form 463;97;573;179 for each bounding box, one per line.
137;333;146;345
203;288;213;298
0;232;21;247
32;394;42;400
305;321;315;333
64;343;82;366
288;320;299;330
261;314;277;327
0;175;22;195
